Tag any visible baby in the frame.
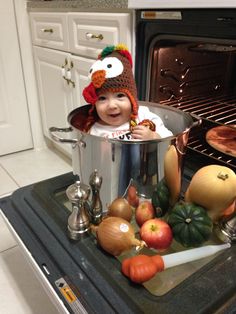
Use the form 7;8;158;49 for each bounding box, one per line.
82;44;173;196
82;44;173;140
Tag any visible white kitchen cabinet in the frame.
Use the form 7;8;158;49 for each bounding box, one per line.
33;46;73;154
30;11;132;156
33;46;95;154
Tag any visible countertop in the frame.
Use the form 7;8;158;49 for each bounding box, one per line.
128;0;236;9
27;0;129;11
27;0;236;10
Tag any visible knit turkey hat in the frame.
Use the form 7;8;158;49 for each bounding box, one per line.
83;44;138;120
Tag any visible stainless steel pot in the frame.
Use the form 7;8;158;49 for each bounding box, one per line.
49;101;201;211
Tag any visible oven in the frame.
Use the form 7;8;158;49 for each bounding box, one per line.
135;9;236;175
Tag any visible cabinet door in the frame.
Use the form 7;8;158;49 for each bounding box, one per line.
70;55;95;109
0;1;33;156
33;46;73;154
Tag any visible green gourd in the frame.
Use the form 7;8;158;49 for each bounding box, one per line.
152;179;170;217
168;202;213;247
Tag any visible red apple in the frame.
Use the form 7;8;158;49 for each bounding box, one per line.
140;218;173;250
135;200;155;227
127;185;139;208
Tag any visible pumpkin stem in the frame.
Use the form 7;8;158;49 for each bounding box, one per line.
185;218;192;224
217;172;229;180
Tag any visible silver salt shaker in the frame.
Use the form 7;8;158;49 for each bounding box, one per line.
89;169;103;225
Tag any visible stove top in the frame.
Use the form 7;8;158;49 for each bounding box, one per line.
0;172;236;314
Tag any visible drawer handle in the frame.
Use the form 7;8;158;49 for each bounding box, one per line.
41;28;53;33
86;32;103;40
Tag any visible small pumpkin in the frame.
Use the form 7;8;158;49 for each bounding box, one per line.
151;179;170;217
168;202;213;247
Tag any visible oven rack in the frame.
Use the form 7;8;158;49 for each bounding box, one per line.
161;94;236;125
187;132;236;169
160;94;236;169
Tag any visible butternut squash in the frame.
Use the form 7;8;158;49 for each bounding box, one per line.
185;165;236;222
164;145;181;206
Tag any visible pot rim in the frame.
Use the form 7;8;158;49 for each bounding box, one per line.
68;101;201;144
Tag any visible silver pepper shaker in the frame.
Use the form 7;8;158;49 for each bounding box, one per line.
66;180;91;240
89;169;103;225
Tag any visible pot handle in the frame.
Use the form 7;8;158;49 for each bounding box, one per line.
189;112;202;128
49;126;78;144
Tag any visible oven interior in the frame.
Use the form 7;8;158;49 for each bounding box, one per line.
135;10;236;171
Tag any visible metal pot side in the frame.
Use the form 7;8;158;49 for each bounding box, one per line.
50;101;201;211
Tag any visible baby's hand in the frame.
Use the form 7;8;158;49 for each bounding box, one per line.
131;125;160;140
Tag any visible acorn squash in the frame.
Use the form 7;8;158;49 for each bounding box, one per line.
151;179;170;217
168;202;213;247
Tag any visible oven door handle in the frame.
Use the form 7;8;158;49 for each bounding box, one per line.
189;112;202;128
49;126;78;145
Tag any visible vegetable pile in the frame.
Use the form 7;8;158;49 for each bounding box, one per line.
91;163;235;285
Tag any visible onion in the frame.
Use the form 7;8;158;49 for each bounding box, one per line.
96;217;145;256
107;197;133;222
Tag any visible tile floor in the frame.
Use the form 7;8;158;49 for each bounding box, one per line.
0;147;72;314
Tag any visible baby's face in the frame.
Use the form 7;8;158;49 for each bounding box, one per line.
95;92;132;126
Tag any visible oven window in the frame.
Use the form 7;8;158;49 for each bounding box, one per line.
148;39;236;102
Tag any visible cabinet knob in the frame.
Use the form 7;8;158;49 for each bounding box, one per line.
86;32;103;41
41;28;53;33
